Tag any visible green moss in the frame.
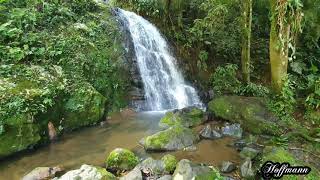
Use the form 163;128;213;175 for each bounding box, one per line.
159;112;182;127
144;125;199;150
208;96;281;135
161;154;178;173
195;168;223;180
305;110;320;125
159;108;204;128
145;125;183;149
95;166;116;180
0;122;40;158
262;147;320;180
63;85;106;130
105;148;139;172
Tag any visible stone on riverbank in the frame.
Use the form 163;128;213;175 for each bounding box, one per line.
173;159;222;179
222;123;243;138
159;107;205;128
142;125;200;151
200;124;222;139
22;166;63;180
161;154;178;173
56;164;115;180
119;167;142;180
106;148;139;172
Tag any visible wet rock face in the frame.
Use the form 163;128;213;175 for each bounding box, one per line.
208;96;281;135
22;166;63;180
113;8;145;111
159;107;205;128
141;125;200;151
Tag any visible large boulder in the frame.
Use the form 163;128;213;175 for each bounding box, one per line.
0;65;107;158
105;148;139;172
0;65;66;158
159;107;205;128
208;96;281;135
56;164;116;180
141;125;200;151
172;159;222;179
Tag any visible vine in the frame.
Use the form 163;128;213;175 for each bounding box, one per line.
274;0;303;61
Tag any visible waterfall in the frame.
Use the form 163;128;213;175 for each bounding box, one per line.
117;9;203;111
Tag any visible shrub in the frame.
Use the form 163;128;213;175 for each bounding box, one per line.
210;64;241;96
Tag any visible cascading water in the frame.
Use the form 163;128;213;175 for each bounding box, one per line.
117;9;203;111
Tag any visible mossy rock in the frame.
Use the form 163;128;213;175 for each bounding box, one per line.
0;114;41;158
143;125;200;151
105;148;139;172
62;85;106;130
161;154;178;173
208;96;281;135
262;146;320;179
57;164;116;180
159;107;205;128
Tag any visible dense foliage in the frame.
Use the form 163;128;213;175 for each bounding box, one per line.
0;0;130;153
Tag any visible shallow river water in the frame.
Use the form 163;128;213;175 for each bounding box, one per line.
0;111;240;180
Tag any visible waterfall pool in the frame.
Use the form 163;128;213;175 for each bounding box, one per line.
0;111;240;180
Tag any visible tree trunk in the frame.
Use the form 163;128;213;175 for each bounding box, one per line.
241;0;252;83
269;0;290;92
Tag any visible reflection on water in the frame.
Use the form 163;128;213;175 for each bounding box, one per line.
0;111;240;180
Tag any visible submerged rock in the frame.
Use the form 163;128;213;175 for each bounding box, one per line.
200;124;222;139
159;107;205;128
56;164;115;180
208;96;281;135
105;148;139;172
142;125;199;151
22;166;63;180
173;159;222;179
222;123;243;138
220;161;236;173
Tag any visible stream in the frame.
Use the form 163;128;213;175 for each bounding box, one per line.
0;111;240;180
